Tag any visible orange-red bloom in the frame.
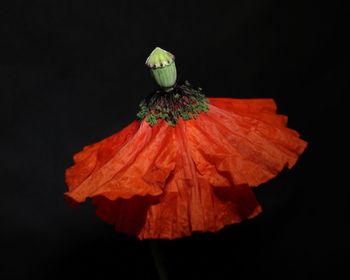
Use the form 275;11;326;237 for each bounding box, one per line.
64;97;307;239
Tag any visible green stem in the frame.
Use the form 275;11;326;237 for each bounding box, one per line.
148;240;168;280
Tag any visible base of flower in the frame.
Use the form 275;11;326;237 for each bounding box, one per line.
136;81;210;127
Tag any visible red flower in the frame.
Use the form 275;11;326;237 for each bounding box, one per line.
64;97;307;239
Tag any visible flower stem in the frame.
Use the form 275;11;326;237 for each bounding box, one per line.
148;240;168;280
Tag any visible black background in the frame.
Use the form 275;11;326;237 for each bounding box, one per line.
1;1;349;279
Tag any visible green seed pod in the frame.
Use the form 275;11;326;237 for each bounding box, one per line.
145;47;177;91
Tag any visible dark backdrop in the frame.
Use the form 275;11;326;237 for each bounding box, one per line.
1;1;349;279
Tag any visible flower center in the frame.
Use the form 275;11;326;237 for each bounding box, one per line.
136;81;210;127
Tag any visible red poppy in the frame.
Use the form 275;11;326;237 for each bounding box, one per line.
64;97;307;239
